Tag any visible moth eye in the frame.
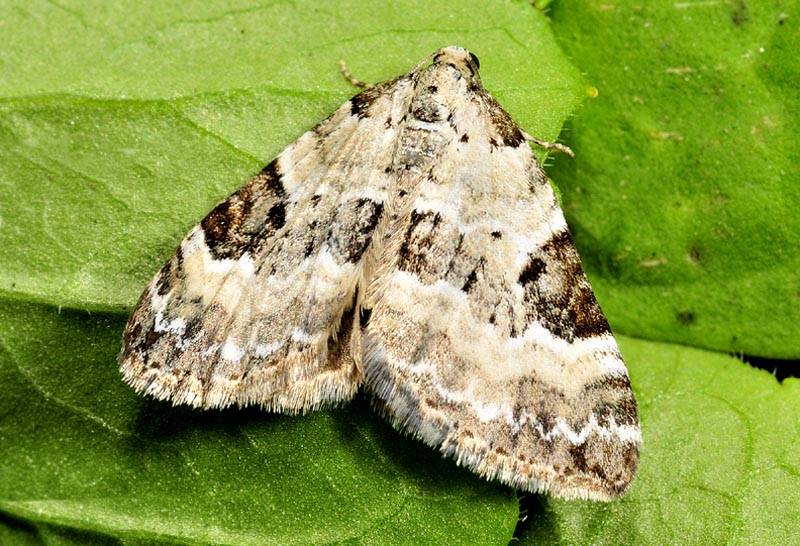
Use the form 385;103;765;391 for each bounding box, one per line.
469;52;480;70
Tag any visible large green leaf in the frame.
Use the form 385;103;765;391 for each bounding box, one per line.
546;0;800;359
512;1;800;543
0;300;516;545
0;1;586;544
517;337;800;545
3;0;797;544
0;0;588;309
4;304;797;545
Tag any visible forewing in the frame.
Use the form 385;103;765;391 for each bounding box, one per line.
363;89;640;500
120;78;414;411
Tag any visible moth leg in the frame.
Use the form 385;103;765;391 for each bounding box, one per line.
522;130;575;158
338;60;373;89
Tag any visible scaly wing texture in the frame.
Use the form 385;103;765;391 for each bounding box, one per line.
119;77;415;411
120;46;638;500
362;48;640;500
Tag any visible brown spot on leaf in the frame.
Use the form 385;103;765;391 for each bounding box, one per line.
677;310;696;325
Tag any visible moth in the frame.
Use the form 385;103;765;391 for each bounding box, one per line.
119;46;640;500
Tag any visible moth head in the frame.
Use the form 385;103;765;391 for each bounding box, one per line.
409;48;483;124
434;45;480;72
433;46;481;82
413;46;483;88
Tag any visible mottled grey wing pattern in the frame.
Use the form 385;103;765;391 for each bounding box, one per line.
360;49;639;500
120;77;413;412
120;46;639;500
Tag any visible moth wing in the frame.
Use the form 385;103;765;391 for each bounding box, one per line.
120;79;413;411
363;106;640;500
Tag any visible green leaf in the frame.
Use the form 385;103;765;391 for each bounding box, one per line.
545;0;800;358
0;0;588;310
511;2;800;544
0;1;587;544
516;337;800;545
0;300;517;545
6;0;795;544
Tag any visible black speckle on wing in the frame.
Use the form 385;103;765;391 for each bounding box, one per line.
397;210;443;276
327;198;385;263
482;93;525;148
349;82;394;119
200;159;287;260
518;229;611;341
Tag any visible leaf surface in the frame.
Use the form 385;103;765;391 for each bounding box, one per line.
0;1;587;544
546;0;800;358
